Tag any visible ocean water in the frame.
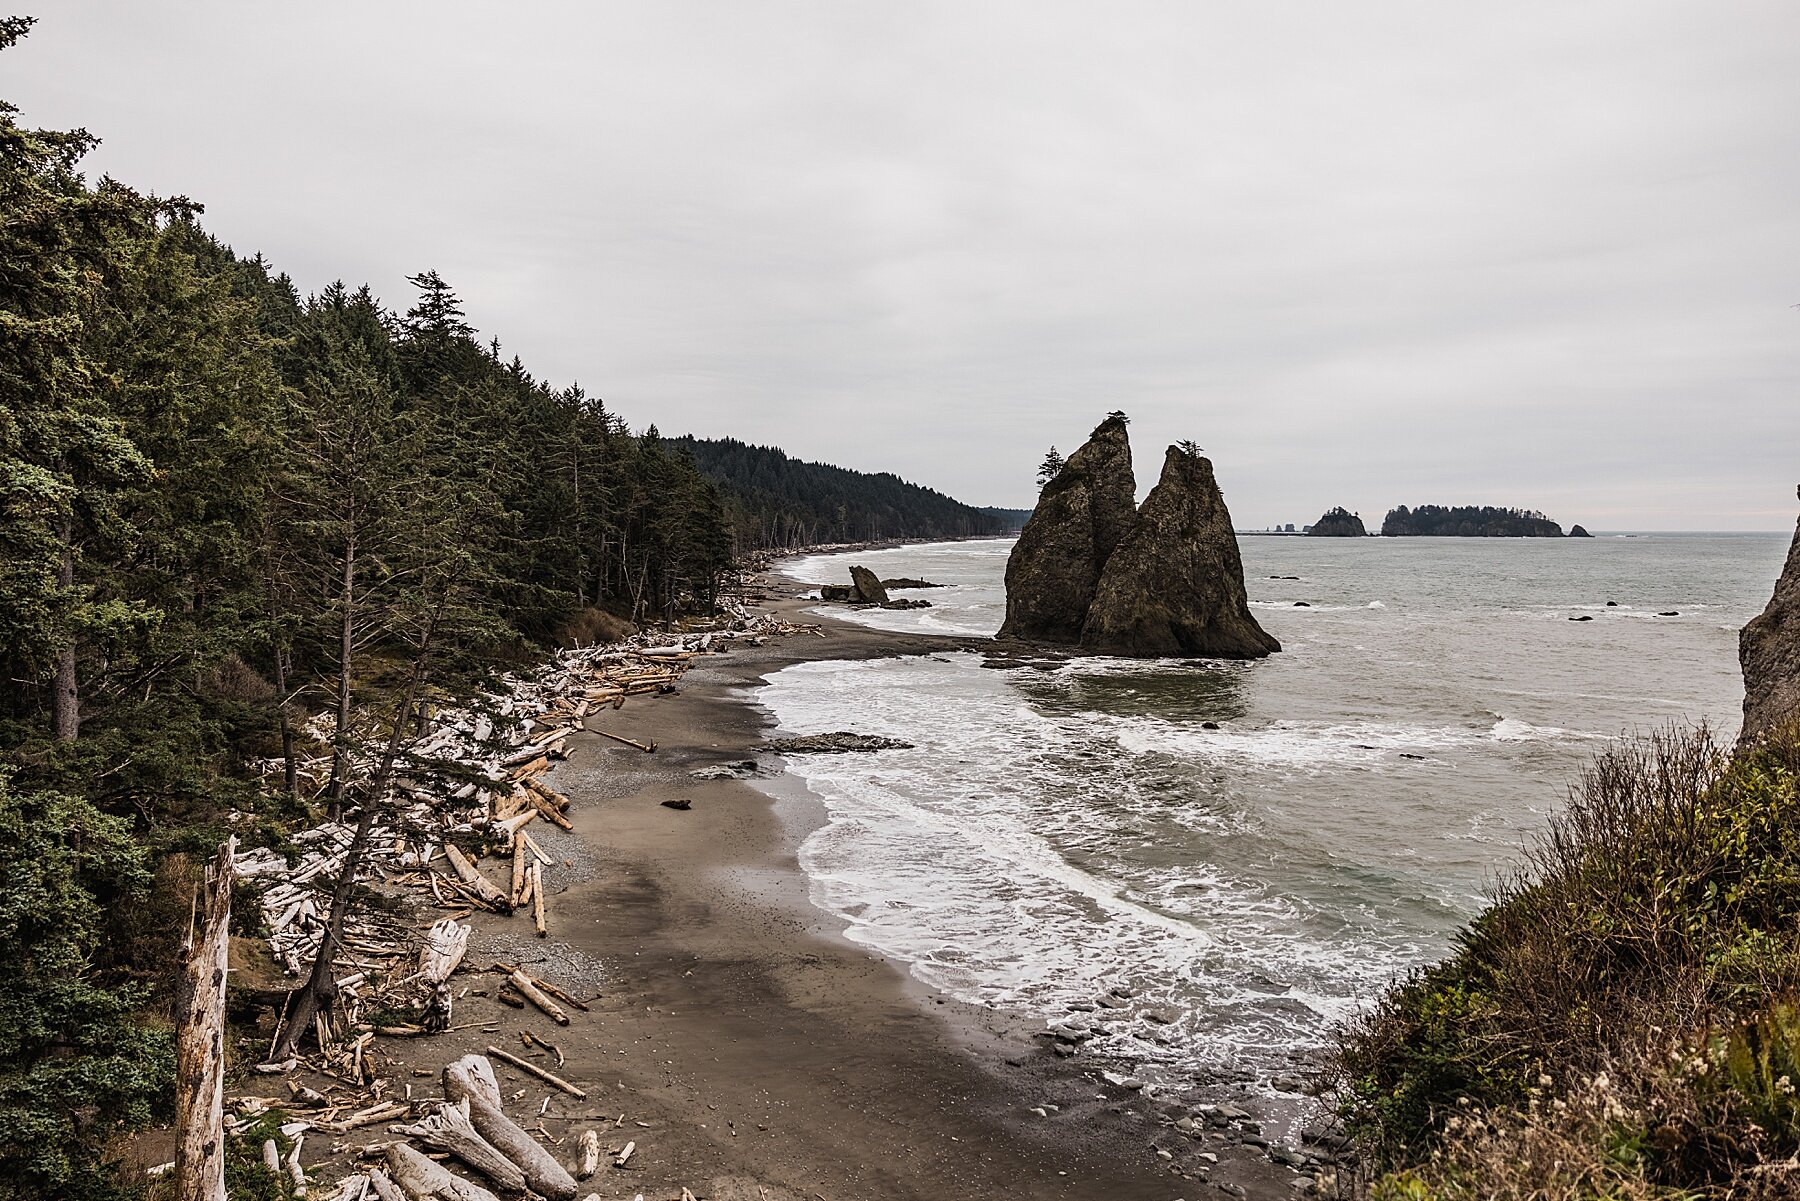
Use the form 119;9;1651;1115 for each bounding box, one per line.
767;533;1790;1095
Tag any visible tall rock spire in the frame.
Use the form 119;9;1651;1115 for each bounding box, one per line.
1081;443;1279;659
997;413;1136;643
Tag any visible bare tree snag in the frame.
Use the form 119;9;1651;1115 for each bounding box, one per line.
173;836;235;1201
53;530;78;741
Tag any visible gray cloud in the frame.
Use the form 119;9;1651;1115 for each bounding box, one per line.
12;1;1798;527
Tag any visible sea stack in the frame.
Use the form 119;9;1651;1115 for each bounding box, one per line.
997;413;1137;643
1000;418;1277;659
1082;444;1281;658
1740;485;1800;744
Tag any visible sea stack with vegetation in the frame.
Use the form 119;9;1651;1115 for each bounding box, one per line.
1380;504;1571;537
997;413;1137;643
1001;417;1278;659
1308;507;1367;537
1333;492;1800;1198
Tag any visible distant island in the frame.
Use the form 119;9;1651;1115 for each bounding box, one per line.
1381;505;1571;537
1307;506;1367;537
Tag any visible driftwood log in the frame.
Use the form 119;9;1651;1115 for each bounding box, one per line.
395;1099;527;1195
365;1169;405;1201
442;1055;578;1201
444;844;511;912
575;1129;601;1179
484;1044;586;1099
504;969;567;1024
174;836;236;1201
384;1143;501;1201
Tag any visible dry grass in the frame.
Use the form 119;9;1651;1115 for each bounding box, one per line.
1334;720;1800;1199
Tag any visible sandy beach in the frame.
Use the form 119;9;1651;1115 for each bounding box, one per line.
263;572;1302;1200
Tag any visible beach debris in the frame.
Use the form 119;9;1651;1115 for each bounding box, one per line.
592;728;657;753
576;1129;602;1179
1570;614;1594;621
485;1044;587;1099
764;732;914;754
614;1141;636;1169
659;798;692;811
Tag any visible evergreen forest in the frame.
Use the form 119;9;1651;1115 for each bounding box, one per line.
1380;504;1567;538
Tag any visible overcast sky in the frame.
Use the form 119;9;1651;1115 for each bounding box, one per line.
10;2;1798;528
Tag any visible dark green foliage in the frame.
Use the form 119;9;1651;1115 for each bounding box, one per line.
1380;504;1566;537
0;772;170;1201
1037;446;1065;488
672;435;1012;549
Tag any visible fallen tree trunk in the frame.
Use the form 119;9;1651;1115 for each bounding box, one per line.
394;1100;527;1195
444;844;511;912
441;1057;578;1200
174;836;235;1201
384;1142;501;1201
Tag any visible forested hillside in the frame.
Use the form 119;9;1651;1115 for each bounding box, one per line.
673;435;1016;548
1381;504;1567;537
0;19;733;1194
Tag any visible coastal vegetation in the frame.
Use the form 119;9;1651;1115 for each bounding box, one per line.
1380;505;1568;537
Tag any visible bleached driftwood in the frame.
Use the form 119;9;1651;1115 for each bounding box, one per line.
504;969;568;1025
485;1044;586;1099
394;1099;527;1195
444;844;511;912
441;1056;578;1200
418;919;470;985
384;1142;501;1201
575;1129;601;1179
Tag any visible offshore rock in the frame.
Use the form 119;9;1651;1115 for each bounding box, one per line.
1306;507;1366;537
765;732;914;754
848;566;889;605
1569;524;1593;538
1741;486;1800;744
1081;445;1280;659
998;413;1136;643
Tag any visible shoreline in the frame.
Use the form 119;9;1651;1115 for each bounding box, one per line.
509;574;1302;1198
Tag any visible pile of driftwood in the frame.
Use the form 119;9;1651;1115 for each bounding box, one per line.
228;1052;653;1201
233;612;824;1062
